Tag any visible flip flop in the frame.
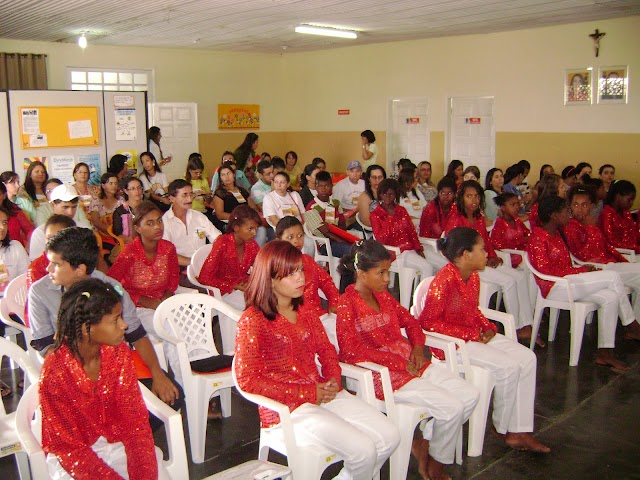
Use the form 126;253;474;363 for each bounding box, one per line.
595;360;628;374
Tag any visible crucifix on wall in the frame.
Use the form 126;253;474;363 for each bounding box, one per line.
589;29;606;57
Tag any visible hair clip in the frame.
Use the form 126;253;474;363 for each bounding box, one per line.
441;237;448;245
355;239;364;247
354;252;359;270
81;292;90;298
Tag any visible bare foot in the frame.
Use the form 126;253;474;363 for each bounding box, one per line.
207;400;222;420
411;437;430;480
427;457;452;480
623;321;640;341
517;326;546;348
595;349;629;373
505;432;550;453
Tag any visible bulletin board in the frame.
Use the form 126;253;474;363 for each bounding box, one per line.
19;105;101;149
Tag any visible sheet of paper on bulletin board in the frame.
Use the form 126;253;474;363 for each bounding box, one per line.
19;106;101;149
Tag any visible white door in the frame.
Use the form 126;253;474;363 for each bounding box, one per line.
387;98;429;176
149;102;199;181
446;97;495;181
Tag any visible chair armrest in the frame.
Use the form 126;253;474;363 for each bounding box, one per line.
479;307;517;340
355;362;398;421
0;299;27;332
495;249;512;267
339;362;376;407
210;296;243;322
615;248;636;262
418;236;439;252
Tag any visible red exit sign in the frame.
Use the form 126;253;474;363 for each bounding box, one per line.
406;117;420;124
338;109;350;115
466;117;481;124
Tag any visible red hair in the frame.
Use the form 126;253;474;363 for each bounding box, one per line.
244;241;303;320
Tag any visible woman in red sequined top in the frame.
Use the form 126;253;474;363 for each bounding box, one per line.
420;227;550;454
489;192;531;268
235;241;400;479
40;278;162;480
107;201;179;336
528;174;567;230
445;181;536;343
336;239;478;480
526;196;639;372
370;178;433;280
419;176;456;239
599;180;640;254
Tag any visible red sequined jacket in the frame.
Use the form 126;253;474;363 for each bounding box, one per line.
302;254;339;313
336;285;429;399
370;204;423;252
419;263;497;360
419;201;451;239
599;205;640;254
107;237;179;305
197;233;260;295
526;227;588;297
8;208;34;248
40;343;157;480
445;205;497;258
234;305;342;428
563;218;627;264
528;203;541;230
25;253;49;327
490;217;531;267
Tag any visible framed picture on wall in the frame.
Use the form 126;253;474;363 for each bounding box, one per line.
564;68;592;105
598;66;628;104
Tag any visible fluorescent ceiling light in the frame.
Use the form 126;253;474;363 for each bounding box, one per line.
295;25;357;39
78;33;87;48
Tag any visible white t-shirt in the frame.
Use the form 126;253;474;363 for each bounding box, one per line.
162;208;221;258
140;171;168;196
333;178;365;211
29;223;93;261
400;191;426;227
0;240;29;286
363;143;378;170
262;191;305;223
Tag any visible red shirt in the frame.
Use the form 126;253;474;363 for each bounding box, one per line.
370;204;422;252
419;201;451;239
445;205;497;258
306;198;347;226
302;254;339;313
526;227;587;297
336;285;428;398
599;205;640;253
563;218;627;264
27;252;48;291
197;233;259;295
234;304;342;428
418;263;498;359
489;217;531;267
528;203;541;230
7;208;34;248
107;237;179;305
40;343;157;480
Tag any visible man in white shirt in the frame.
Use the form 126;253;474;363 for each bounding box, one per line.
162;179;221;266
333;160;365;211
250;159;274;210
29;184;93;261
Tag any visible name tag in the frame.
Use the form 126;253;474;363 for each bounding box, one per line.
0;262;10;294
325;205;337;225
195;228;205;239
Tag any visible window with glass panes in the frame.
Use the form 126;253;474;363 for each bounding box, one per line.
68;68;152;99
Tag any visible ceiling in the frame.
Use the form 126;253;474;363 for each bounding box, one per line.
1;0;639;54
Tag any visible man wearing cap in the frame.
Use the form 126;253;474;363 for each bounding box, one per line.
333;160;365;212
28;184;93;261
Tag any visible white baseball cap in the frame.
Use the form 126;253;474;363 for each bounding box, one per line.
50;184;79;202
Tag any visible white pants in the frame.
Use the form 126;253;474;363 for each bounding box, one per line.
47;436;169;480
289;390;400;480
465;334;537;434
547;270;634;349
399;250;433;280
320;312;338;349
219;289;245;355
479;265;533;329
393;364;479;464
602;262;640;320
424;249;448;274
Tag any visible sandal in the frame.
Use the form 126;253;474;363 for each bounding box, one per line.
595;359;629;374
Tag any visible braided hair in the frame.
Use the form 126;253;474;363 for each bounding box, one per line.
54;278;122;361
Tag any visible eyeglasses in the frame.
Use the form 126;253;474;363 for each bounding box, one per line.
127;186;143;191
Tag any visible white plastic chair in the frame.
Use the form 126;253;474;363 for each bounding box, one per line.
0;275;32;369
355;212;374;240
615;247;636;263
303;223;340;287
524;253;598;366
153;294;235;464
0;336;42;480
411;276;517;458
376;243;421;310
15;381;189;479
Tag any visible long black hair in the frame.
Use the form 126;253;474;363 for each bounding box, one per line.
455;180;485;217
24;161;48;202
437;227;481;262
339;239;391;277
364;165;386;200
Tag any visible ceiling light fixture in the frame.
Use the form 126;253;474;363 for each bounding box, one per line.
295;25;357;39
78;33;87;49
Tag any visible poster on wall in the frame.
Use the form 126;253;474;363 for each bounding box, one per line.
78;153;102;186
23;156;47;171
115;109;137;140
598;66;628;104
565;69;592;105
218;104;260;129
49;155;75;184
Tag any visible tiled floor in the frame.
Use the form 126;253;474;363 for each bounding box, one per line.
2;313;639;480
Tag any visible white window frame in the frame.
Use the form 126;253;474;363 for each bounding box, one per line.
67;67;154;101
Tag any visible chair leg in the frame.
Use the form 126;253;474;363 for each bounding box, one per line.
568;306;588;367
466;366;496;457
548;308;561;342
219;387;232;418
187;388;208;463
529;300;545;350
389;410;417;480
257;435;270;461
399;267;416;310
15;452;31;480
218;314;238;356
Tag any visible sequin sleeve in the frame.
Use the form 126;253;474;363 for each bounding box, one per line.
306;313;342;383
107;244;138;301
599;205;640;253
313;261;340;308
445;209;497;258
336;295;408;371
419;201;441;238
197;234;236;294
371;205;423;252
